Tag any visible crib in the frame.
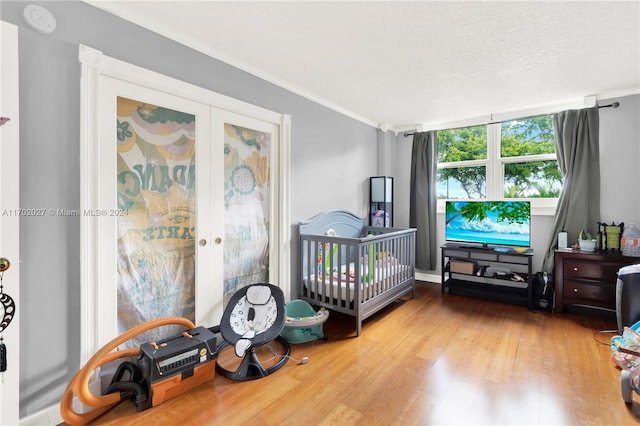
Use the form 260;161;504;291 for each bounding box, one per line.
298;210;416;336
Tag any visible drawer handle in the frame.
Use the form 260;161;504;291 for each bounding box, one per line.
573;288;578;292
573;267;578;271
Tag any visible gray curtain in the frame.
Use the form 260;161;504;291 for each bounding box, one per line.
410;131;438;270
541;106;600;272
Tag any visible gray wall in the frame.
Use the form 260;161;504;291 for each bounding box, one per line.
1;0;377;417
393;94;640;273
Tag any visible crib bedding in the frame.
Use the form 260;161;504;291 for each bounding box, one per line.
298;210;416;336
303;261;413;301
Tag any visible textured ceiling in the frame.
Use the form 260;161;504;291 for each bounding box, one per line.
85;1;640;130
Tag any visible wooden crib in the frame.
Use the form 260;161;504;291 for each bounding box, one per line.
298;210;416;336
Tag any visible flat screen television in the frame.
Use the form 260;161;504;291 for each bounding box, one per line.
445;200;531;248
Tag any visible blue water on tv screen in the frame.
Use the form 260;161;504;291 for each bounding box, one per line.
445;201;531;247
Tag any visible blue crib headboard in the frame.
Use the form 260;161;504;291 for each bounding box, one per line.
298;209;365;237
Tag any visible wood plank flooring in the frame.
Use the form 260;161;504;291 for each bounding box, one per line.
79;281;640;425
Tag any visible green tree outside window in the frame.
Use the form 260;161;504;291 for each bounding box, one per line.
437;115;562;199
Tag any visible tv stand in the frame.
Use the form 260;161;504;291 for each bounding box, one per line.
441;243;533;308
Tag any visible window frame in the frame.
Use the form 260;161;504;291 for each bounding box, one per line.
436;120;559;216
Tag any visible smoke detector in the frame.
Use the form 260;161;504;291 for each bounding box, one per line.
23;4;57;34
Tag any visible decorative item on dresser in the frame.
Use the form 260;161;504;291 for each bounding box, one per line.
597;221;625;253
554;250;638;313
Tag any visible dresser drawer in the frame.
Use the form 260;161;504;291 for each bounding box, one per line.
563;279;615;309
554;250;637;313
563;260;625;282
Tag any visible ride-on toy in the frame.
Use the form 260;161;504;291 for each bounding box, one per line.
621;369;640;404
618;345;640;404
612;328;640;404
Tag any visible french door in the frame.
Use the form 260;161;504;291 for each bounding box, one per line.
215;110;281;308
80;45;290;359
99;82;218;347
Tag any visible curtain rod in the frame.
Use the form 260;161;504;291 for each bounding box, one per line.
402;102;621;137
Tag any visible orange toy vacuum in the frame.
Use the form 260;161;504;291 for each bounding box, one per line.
60;317;218;425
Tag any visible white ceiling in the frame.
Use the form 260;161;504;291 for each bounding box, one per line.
85;1;640;131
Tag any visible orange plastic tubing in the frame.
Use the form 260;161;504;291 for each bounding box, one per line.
60;316;196;425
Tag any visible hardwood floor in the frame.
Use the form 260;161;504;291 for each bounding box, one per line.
80;281;640;425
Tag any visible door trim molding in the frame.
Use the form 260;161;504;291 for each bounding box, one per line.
0;20;20;425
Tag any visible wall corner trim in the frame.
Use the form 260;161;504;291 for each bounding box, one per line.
78;45;103;67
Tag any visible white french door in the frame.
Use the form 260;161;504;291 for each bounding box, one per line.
80;45;290;359
94;77;220;347
214;110;281;308
0;20;20;426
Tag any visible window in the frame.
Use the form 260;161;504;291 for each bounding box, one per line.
436;114;561;214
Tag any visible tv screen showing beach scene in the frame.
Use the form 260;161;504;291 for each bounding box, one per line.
445;201;531;247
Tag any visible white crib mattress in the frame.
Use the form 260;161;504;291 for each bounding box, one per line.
302;262;411;302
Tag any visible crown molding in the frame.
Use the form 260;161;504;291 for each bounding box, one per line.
403;89;640;134
83;1;381;130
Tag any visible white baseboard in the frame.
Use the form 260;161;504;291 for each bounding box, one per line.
416;271;441;284
20;403;62;426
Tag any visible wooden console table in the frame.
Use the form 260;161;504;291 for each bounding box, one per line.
554;250;638;313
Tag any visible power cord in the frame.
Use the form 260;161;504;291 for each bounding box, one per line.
262;343;309;365
593;329;618;346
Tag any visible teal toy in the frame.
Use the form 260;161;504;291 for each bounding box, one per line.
281;300;329;344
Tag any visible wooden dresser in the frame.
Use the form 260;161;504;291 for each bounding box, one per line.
554;250;638;312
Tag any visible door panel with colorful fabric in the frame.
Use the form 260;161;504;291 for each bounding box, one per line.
93;75;217;347
218;113;280;310
116;96;200;346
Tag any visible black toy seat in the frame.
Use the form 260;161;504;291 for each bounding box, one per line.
212;283;290;381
